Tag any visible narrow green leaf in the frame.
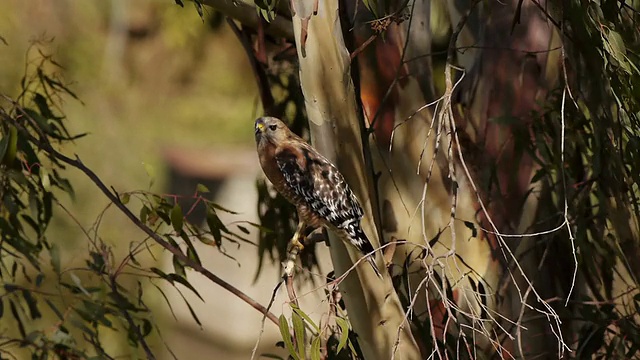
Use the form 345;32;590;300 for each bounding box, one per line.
196;183;210;193
45;299;64;320
170;204;183;232
197;236;217;246
362;0;378;17
237;225;250;234
607;30;626;58
209;203;239;215
70;273;91;297
177;287;202;327
35;274;45;287
21;290;42;319
260;355;285;360
336;317;349;353
173;255;186;278
40;166;51;191
23;108;53;134
50;243;61;273
143;162;156;188
150;267;170;280
206;209;223;246
310;336;321;360
292;311;306;359
347;339;358;357
9;300;26;338
291;304;320;333
69;316;96;337
141;319;153;337
0;134;9;162
279;314;299;360
193;1;204;20
43;191;53;224
140;205;149;224
181;232;201;266
167;273;204;302
152;283;177;321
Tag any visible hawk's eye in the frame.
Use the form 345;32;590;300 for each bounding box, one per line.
269;124;277;131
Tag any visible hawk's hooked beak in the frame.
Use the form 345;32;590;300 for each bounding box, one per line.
255;120;265;135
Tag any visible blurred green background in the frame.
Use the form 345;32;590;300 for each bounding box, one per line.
0;2;283;358
0;0;258;251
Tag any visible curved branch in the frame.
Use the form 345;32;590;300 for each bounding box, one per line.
200;0;294;40
2;105;280;329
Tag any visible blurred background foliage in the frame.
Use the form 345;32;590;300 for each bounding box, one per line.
0;1;263;358
0;0;257;252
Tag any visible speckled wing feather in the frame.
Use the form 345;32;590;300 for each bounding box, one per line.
277;145;369;234
275;144;359;221
274;141;380;277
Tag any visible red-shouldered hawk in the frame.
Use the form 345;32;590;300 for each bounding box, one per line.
254;116;381;278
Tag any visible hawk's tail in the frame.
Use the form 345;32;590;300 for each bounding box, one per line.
342;219;383;278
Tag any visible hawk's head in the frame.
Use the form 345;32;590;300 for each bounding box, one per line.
255;117;289;145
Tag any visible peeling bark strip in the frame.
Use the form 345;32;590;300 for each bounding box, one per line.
290;0;319;57
290;1;421;359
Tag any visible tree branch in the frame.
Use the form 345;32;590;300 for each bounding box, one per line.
200;0;294;40
226;17;277;116
2;105;280;329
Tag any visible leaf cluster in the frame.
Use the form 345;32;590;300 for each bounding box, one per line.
525;0;640;356
0;43;258;359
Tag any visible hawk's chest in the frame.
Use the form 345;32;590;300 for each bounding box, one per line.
257;142;297;203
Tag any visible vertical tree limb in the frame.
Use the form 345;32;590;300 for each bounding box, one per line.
289;1;421;359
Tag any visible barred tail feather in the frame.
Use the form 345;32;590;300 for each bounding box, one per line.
340;219;382;278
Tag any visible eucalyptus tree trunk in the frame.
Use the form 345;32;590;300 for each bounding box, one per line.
289;1;422;359
354;0;568;357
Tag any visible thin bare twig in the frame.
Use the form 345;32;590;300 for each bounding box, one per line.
251;280;284;360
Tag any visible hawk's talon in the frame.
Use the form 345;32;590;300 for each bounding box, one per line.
289;221;306;251
290;235;305;251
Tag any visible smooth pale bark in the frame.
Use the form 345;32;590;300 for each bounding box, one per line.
448;0;564;356
351;0;502;351
289;1;421;359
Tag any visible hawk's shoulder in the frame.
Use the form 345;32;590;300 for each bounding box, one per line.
274;140;363;228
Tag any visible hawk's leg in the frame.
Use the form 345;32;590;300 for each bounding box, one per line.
289;220;307;252
284;220;307;276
